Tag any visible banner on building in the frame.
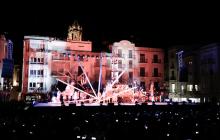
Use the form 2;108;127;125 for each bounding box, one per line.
1;59;14;78
7;40;13;59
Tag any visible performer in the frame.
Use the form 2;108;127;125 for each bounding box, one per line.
149;81;154;102
59;80;75;102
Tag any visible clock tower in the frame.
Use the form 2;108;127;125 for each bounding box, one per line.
67;21;82;41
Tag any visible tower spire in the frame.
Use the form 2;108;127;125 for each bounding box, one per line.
67;20;82;41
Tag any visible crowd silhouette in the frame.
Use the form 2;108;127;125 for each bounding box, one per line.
0;101;220;140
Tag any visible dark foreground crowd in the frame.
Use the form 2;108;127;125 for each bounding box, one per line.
0;101;220;140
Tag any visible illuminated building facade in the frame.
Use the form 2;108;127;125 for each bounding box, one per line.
22;22;164;94
110;41;164;91
167;44;220;102
0;34;7;90
167;46;200;101
199;44;220;100
0;34;14;90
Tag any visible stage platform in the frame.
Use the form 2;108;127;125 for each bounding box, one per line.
34;102;168;107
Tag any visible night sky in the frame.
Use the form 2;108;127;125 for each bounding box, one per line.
1;2;220;64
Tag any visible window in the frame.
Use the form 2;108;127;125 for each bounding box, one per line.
33;70;36;75
37;70;44;76
40;83;43;88
171;71;174;77
153;54;160;63
129;72;133;80
38;70;41;75
118;60;122;69
41;58;44;63
129;50;132;58
37;82;43;89
140;67;145;77
140;82;145;90
153;68;158;77
30;70;33;75
34;58;37;62
33;83;36;87
41;70;44;76
187;85;193;91
181;85;184;92
38;58;41;63
195;85;198;91
140;54;146;63
30;70;37;76
118;49;122;57
29;83;32;87
153;54;158;60
171;84;175;93
129;60;132;69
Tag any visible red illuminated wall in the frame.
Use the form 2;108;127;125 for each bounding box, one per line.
22;37;164;94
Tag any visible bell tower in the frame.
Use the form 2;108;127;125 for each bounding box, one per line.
67;21;82;41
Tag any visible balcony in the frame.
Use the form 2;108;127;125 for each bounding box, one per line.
73;56;88;61
118;64;126;69
139;59;148;63
29;87;45;91
52;56;70;61
128;54;133;58
139;72;148;77
27;61;48;65
117;54;124;58
170;76;176;80
152;59;161;63
152;73;162;77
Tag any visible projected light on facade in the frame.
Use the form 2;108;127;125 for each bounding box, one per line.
22;22;164;96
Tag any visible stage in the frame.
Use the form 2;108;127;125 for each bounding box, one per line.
33;101;168;107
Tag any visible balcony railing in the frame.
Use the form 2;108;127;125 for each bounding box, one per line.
152;73;162;77
52;56;70;61
139;59;148;63
116;54;125;58
152;59;161;63
29;87;45;91
27;61;48;65
118;64;126;69
73;56;88;61
128;54;133;58
139;72;148;77
170;76;176;80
